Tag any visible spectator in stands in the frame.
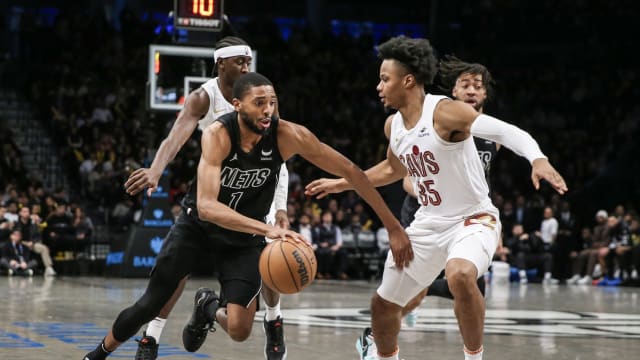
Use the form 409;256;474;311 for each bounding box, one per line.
295;214;314;250
508;224;554;284
312;211;348;279
16;205;56;276
567;227;602;284
3;200;19;223
72;206;94;243
600;216;632;282
44;201;76;253
1;229;37;276
1;206;14;240
554;201;577;279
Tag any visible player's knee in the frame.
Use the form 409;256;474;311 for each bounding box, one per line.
227;323;252;342
371;292;398;315
447;265;478;291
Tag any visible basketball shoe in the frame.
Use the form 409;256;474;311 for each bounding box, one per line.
264;316;287;359
355;327;377;360
134;332;158;360
182;287;219;352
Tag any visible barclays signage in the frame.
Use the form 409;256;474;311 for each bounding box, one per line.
142;207;173;227
132;236;164;268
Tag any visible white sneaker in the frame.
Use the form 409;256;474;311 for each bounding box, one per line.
7;268;14;276
27;269;34;277
543;277;559;285
355;327;377;360
593;264;602;278
567;275;580;285
44;267;57;277
632;269;638;280
519;277;528;285
577;275;592;285
404;309;418;328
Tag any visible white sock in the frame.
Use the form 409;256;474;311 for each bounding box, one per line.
146;317;167;342
544;272;552;280
519;270;527;279
265;301;282;321
464;346;483;360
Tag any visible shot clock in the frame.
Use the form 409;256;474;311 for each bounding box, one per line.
174;0;224;31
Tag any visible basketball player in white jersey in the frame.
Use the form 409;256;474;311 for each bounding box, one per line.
123;37;289;360
306;36;567;360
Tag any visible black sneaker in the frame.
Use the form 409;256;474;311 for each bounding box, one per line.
82;340;111;360
135;332;159;360
263;316;287;360
182;287;219;352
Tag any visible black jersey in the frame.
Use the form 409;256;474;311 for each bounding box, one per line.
474;137;498;187
400;137;498;227
182;111;283;246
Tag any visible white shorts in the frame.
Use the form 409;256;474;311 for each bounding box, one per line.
377;211;500;307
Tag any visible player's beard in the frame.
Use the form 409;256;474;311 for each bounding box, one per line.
239;111;266;135
474;99;485;112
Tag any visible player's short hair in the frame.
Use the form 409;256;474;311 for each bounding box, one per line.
377;36;438;86
438;54;495;101
232;72;274;100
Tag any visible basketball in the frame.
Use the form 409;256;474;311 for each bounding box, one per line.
259;239;317;294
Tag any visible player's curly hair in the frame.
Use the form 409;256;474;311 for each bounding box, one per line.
377;36;438;86
438;54;495;101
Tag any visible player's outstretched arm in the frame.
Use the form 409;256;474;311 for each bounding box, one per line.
281;120;413;268
125;89;209;196
305;115;406;198
196;123;306;243
439;100;568;195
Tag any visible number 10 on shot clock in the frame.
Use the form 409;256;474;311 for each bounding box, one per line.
174;0;224;32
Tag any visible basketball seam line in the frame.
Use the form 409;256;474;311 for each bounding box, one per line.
280;241;300;292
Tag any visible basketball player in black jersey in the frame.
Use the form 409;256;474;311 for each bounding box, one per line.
400;55;500;324
124;36;291;360
83;73;410;360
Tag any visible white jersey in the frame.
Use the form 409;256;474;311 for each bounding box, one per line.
199;77;290;219
389;94;493;224
199;78;234;130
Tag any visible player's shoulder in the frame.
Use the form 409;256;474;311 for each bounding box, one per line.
187;87;211;108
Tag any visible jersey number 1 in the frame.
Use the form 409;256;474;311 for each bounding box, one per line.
229;192;243;210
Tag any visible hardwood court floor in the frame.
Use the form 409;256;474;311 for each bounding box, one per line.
1;276;639;359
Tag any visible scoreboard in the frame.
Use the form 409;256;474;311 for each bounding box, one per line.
174;0;224;32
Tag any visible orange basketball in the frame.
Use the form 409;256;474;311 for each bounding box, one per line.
259;239;317;294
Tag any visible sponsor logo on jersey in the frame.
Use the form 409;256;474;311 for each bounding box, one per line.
261;148;273;161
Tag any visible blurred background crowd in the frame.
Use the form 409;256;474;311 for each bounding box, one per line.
0;0;638;285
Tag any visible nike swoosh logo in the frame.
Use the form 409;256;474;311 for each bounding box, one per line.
197;293;207;305
261;149;272;156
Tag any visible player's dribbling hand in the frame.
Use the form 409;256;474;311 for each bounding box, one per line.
531;158;568;195
305;178;347;199
266;227;311;246
125;168;161;196
388;227;413;269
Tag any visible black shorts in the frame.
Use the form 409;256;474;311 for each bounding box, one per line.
153;211;264;307
400;194;420;228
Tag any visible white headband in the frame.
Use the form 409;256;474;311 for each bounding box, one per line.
214;45;252;62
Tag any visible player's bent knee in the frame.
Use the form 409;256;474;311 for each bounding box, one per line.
227;324;252;342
